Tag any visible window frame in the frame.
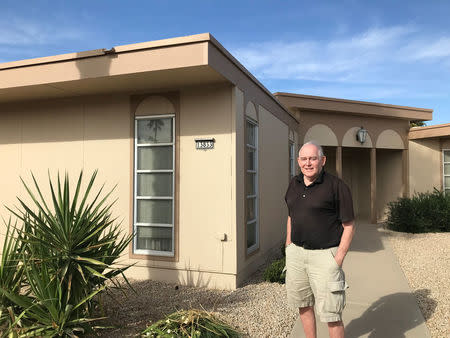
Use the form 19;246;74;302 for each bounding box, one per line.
246;118;259;254
289;140;296;179
443;149;450;194
133;114;175;257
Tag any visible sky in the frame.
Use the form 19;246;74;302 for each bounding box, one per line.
1;0;449;125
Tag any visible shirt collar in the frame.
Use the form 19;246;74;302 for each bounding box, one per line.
296;169;326;186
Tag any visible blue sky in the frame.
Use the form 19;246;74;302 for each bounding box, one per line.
1;0;449;124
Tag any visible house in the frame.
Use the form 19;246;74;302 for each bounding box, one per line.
0;33;446;289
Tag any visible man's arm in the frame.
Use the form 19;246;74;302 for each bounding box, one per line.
285;216;292;246
334;220;355;267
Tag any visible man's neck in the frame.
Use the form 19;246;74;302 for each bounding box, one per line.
302;170;323;186
303;175;317;186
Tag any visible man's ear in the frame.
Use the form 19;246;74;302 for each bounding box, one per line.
321;155;327;166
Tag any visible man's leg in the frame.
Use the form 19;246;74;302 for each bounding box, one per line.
286;244;315;336
327;320;344;338
299;306;317;338
308;248;347;338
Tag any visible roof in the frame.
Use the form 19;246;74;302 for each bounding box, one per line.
0;33;294;125
274;92;433;121
0;34;212;70
409;123;450;140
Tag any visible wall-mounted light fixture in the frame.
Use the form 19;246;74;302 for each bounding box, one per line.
356;126;368;144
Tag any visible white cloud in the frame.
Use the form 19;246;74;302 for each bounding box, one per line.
231;25;450;86
0;17;85;46
408;37;450;60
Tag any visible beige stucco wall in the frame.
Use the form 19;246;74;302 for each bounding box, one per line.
258;105;289;250
409;139;442;194
377;149;403;220
0;95;132;260
296;110;409;149
376;130;405;149
126;84;238;289
323;146;337;177
236;104;289;284
304;124;338;146
0;96;131;223
342;148;371;220
0;83;241;289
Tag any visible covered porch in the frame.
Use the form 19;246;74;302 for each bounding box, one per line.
275;92;433;223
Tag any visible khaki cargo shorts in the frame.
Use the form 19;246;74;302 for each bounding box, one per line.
285;243;349;323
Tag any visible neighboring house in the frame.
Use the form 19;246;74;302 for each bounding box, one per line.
0;33;446;289
409;123;450;195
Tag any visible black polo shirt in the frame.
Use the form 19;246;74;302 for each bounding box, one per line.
285;170;354;249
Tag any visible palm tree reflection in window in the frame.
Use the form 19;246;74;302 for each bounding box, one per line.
146;119;165;143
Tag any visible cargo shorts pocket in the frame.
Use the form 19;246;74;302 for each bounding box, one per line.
324;280;348;313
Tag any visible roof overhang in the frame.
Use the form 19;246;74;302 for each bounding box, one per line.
409;123;450;140
0;34;224;103
0;34;291;120
274;92;433;121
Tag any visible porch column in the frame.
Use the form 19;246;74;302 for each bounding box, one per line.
402;149;409;198
336;146;342;179
370;148;377;224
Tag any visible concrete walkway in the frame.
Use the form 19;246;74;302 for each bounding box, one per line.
289;221;431;338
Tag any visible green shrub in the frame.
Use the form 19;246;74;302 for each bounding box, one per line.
0;171;133;337
141;309;241;338
263;257;286;284
386;189;450;233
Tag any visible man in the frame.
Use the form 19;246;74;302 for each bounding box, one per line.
285;141;355;338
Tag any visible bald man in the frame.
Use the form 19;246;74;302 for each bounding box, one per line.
285;141;355;338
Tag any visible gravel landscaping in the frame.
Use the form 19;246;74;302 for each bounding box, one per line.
96;231;449;338
387;231;450;338
97;259;297;338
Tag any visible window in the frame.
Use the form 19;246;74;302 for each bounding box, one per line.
246;119;258;253
443;150;450;194
289;141;296;179
134;115;175;256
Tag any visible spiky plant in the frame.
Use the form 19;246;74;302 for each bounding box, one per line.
141;309;241;338
1;170;133;337
0;220;26;332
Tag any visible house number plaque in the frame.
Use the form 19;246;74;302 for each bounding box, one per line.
195;138;215;150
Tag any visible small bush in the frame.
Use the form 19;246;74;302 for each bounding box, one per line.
263;257;286;284
386;189;450;233
141;309;241;338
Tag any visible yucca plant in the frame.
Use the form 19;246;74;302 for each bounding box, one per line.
0;220;26;332
1;257;105;337
1;170;133;337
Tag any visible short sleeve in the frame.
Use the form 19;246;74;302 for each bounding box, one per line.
337;180;354;223
285;177;296;217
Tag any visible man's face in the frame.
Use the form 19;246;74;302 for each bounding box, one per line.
298;144;326;181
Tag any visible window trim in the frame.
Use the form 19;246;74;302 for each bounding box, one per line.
133;114;175;256
246;118;259;254
289;140;296;179
443;149;450;193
